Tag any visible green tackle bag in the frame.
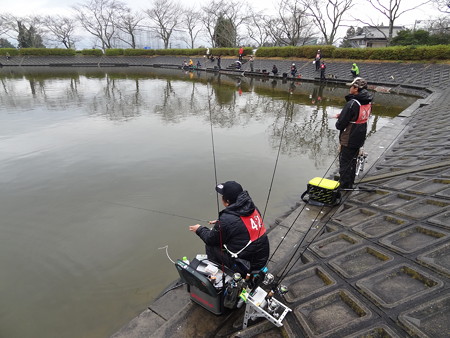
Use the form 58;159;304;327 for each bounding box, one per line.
301;177;341;207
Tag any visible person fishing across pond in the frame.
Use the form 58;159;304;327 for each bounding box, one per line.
290;63;297;77
335;77;373;189
238;46;244;61
314;49;321;71
351;63;359;78
189;181;269;275
320;60;327;80
272;65;278;75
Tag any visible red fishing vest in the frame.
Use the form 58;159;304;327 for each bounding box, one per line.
351;99;372;124
240;209;266;241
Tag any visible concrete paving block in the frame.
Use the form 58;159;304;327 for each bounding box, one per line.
391;146;432;157
379;224;449;254
329;246;394;279
111;308;167;338
398;137;444;148
395;198;450;219
279;203;328;233
347;188;391;204
273;249;317;278
310;232;362;258
356;264;444;309
268;226;309;268
343;324;400;338
428;145;450;156
333;202;359;215
229;320;286;337
150;301;233;337
322;223;342;235
283;265;337;303
405;178;450;195
436;186;450;199
440;168;450;178
417;242;450;277
398;293;450;338
148;283;191;321
427;210;450;229
369;192;419;211
352;215;410;238
390;156;450;168
382;176;426;190
331;208;379;228
294;289;373;337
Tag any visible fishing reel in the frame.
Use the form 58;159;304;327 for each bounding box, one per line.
356;149;368;176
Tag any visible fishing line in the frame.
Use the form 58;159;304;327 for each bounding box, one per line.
262;90;293;221
158;245;175;264
267;150;341;263
207;81;220;215
248;92;294;272
106;201;208;222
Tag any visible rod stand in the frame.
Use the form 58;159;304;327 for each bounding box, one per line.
242;287;291;329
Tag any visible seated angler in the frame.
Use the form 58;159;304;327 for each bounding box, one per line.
189;181;270;275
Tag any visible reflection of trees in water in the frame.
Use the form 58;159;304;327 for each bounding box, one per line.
0;69;417;152
93;76;141;120
268;98;339;167
154;79;207;123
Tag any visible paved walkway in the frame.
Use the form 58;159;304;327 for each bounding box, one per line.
4;55;447;337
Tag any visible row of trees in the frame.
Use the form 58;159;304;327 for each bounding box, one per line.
0;0;448;50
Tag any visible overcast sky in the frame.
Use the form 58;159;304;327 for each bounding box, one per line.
1;0;444;47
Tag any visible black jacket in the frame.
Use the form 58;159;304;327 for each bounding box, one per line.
196;191;270;270
335;89;373;149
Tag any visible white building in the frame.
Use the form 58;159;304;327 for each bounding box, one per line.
348;26;405;48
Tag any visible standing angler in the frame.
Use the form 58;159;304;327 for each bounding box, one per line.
335;78;373;189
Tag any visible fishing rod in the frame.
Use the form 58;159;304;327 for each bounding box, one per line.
107;201;209;223
206;80;227;287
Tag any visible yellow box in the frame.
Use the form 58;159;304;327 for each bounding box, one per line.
308;177;340;190
302;177;341;206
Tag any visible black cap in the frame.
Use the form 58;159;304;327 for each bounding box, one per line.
215;181;243;204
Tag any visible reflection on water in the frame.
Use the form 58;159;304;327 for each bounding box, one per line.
0;67;417;337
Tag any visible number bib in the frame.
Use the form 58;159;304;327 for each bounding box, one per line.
240;209;266;241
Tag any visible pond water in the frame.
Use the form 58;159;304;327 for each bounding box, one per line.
0;67;417;337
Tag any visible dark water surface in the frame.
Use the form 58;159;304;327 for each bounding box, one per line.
0;67;417;337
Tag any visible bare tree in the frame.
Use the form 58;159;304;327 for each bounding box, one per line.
200;0;252;47
116;8;145;49
360;0;432;45
245;10;271;47
265;0;316;46
301;0;354;45
200;1;222;47
425;16;450;34
43;15;78;48
0;14;13;37
73;0;128;50
1;14;47;47
180;9;203;49
145;0;181;49
431;0;450;13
